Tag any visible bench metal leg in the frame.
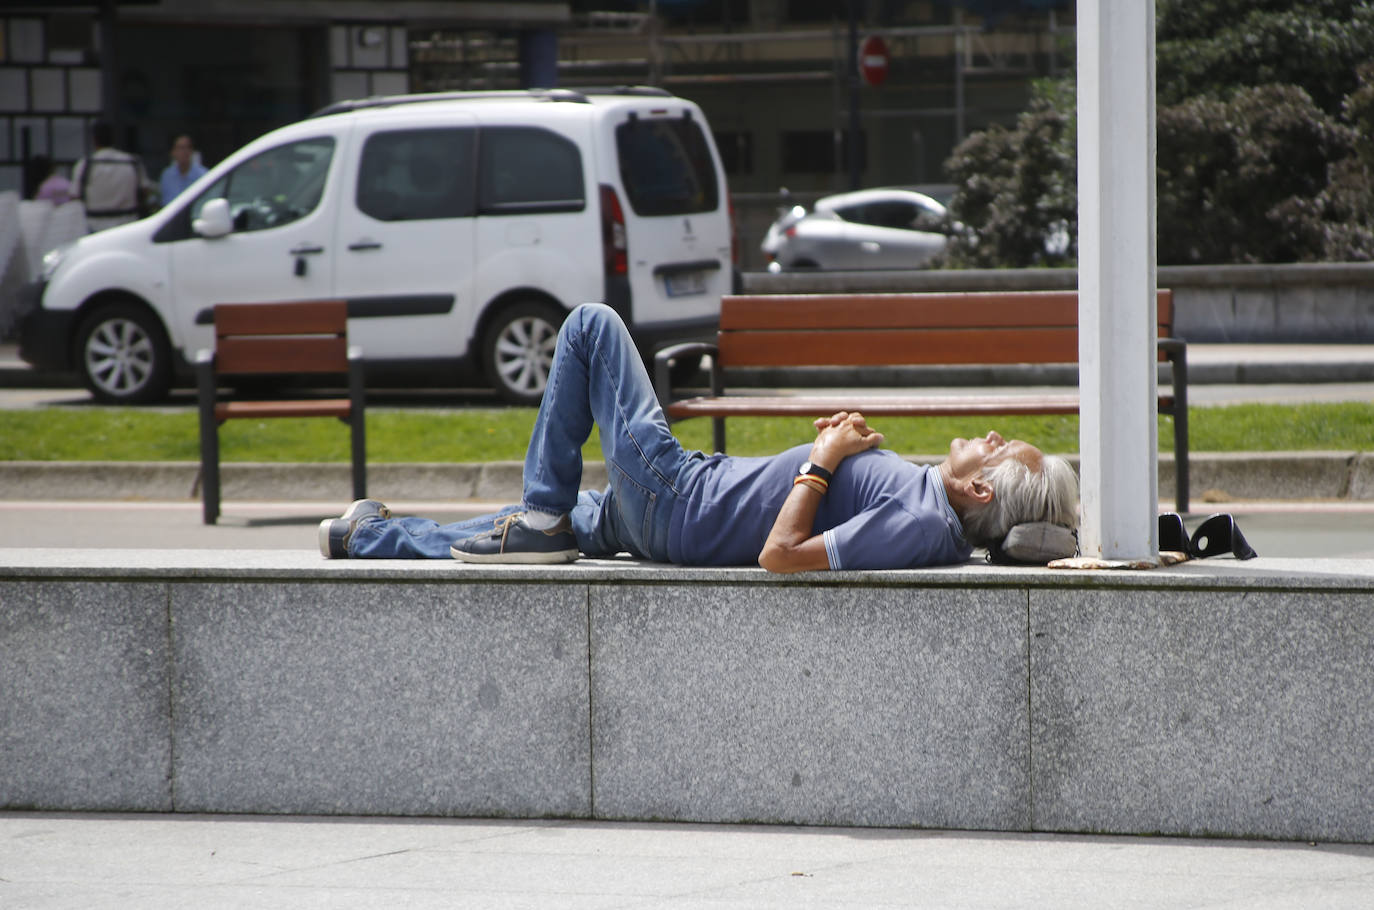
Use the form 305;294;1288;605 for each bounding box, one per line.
1173;413;1189;514
712;417;726;454
348;358;367;500
200;429;220;525
196;360;221;525
350;414;367;500
1160;339;1190;515
1171;345;1189;515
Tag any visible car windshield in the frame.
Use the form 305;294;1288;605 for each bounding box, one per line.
615;116;719;216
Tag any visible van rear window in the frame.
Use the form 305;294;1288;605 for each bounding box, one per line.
615;116;719;216
477;127;585;215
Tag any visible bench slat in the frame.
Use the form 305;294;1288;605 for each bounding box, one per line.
215;336;349;375
214;300;349;335
721;293;1078;330
215;399;352;421
717;327;1083;367
666;394;1085;419
667;394;1176;417
720;290;1174;333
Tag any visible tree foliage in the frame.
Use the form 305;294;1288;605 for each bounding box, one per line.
1156;85;1354;263
941;0;1374;266
941;80;1077;268
1296;63;1374;259
1157;0;1374;113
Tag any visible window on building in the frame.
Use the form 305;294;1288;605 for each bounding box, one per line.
786;0;842;23
780;129;866;174
48;15;95;52
713;131;753;177
660;0;751;27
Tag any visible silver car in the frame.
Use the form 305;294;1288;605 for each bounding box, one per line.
761;187;949;271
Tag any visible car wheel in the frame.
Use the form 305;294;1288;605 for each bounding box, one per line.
76;304;173;404
481;301;565;406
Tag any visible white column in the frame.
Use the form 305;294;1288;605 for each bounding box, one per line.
1077;0;1159;560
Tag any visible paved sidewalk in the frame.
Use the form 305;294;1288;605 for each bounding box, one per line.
3;811;1373;909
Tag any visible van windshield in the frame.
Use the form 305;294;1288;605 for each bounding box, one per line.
615;116;719;216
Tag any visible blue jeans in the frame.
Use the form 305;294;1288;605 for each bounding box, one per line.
348;303;704;560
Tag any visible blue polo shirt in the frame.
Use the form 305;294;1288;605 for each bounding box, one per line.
160;161;208;204
667;443;971;569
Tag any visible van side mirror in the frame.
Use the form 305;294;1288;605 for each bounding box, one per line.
192;197;233;239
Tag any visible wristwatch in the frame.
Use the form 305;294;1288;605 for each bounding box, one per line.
798;461;833;483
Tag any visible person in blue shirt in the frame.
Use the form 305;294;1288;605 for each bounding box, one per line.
158;134;207;205
320;303;1078;572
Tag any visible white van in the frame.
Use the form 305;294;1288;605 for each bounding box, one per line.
20;87;736;404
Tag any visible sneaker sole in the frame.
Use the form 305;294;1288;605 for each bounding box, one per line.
450;546;579;565
319;501;391;558
318;519;345;558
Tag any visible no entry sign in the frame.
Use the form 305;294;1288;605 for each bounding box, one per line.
859;34;889;87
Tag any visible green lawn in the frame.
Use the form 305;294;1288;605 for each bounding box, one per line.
1;401;1370;462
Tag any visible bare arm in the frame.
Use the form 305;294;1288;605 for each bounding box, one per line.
758;411;884;573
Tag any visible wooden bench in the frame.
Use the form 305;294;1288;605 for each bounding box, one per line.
653;290;1190;514
195;300;366;524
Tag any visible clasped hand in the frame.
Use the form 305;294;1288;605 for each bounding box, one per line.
809;410;884;469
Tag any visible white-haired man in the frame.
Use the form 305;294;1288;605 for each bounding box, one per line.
320;303;1078;572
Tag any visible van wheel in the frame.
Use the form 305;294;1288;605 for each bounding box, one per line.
482;301;565;406
76;304;173;404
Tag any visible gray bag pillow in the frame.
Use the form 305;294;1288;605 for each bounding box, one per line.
987;522;1078;565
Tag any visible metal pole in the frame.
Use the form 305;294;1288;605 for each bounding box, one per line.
650;0;662;86
953;7;965;144
1077;0;1159;561
98;0;120;140
847;0;861;191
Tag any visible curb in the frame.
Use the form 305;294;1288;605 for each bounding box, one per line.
2;454;1370;504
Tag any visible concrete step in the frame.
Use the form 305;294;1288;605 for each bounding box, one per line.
4;550;1372;843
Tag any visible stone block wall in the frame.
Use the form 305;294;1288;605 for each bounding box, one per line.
3;556;1372;843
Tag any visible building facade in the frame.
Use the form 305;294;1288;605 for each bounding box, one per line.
0;0;1071;265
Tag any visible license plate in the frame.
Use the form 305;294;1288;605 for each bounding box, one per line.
664;270;707;297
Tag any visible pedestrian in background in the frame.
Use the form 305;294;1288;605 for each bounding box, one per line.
30;155;73;205
159;133;207;205
71;120;154;232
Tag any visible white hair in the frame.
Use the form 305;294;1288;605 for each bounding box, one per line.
959;454;1079;548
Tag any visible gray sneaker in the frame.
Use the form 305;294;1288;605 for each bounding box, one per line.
318;499;391;558
450;512;578;564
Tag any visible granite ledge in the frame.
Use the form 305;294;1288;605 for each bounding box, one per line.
1;548;1372;591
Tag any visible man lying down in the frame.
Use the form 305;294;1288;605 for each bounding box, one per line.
318;303;1078;572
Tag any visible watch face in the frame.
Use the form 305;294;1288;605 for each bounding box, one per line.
799;462;814;474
